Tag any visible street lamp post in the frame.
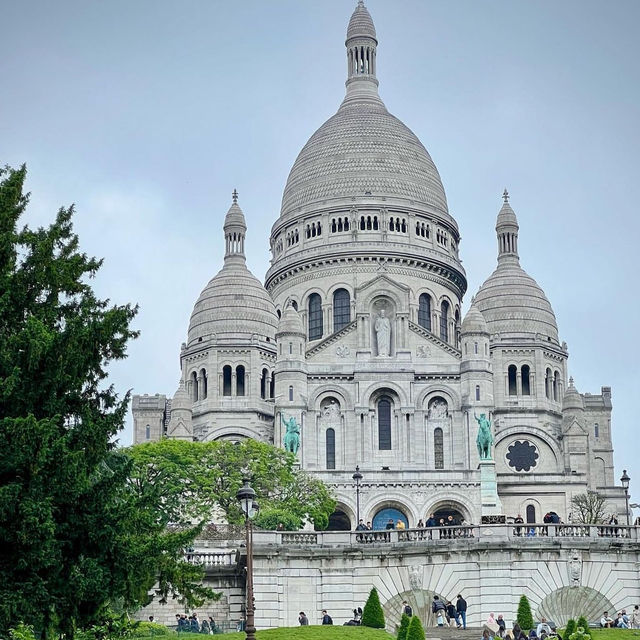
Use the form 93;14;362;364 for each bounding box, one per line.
236;479;259;640
621;470;630;526
352;466;363;526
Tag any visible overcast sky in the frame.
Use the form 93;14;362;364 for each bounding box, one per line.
3;1;639;507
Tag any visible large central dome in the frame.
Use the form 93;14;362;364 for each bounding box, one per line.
280;96;448;219
278;2;448;221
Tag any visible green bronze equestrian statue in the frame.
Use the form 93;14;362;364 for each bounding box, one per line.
474;412;493;460
282;414;301;454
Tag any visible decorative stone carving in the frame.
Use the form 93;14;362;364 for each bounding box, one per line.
336;344;350;358
321;399;341;425
428;399;448;420
568;553;582;587
375;309;391;357
408;565;422;590
417;345;431;358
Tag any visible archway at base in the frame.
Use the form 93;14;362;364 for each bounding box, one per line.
382;589;446;633
426;499;471;524
372;507;409;530
325;509;351;531
537;586;614;627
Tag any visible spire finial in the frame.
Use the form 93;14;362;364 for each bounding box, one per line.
502;188;509;203
232;188;238;204
357;0;365;6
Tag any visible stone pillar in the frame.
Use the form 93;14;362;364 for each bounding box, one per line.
479;460;504;519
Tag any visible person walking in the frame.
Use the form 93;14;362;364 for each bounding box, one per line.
298;612;309;626
402;600;413;617
446;601;457;627
456;594;467;629
321;609;333;625
432;596;446;626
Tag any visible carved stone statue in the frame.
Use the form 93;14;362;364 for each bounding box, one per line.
322;399;340;421
474;412;493;460
282;414;301;454
569;553;582;587
408;565;422;590
375;309;391;357
428;399;448;420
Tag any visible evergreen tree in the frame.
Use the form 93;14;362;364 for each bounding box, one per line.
576;617;591;638
563;619;577;640
397;613;411;640
361;587;386;629
0;166;212;638
516;595;534;631
406;615;426;640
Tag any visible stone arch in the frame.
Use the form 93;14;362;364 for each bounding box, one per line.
326;281;354;298
205;426;256;442
361;381;408;408
537;586;614;627
423;495;474;524
417;385;461;410
357;279;407;310
325;500;355;531
365;496;417;528
495;429;561;474
495;425;561;459
308;384;354;411
382;589;447;632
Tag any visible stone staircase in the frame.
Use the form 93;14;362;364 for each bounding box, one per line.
426;626;484;640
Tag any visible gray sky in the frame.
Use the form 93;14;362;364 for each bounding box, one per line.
3;1;639;507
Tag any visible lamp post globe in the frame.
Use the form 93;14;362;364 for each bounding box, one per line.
236;479;258;640
621;470;631;526
352;466;363;526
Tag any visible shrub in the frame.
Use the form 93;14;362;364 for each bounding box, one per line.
132;622;174;637
254;507;302;531
570;626;592;640
361;587;386;629
9;624;37;640
576;617;591;638
406;616;426;640
398;613;411;640
563;619;577;640
516;595;534;631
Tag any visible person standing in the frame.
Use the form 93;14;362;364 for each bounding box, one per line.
456;593;467;629
321;609;333;625
432;596;446;626
386;518;395;530
402;600;413;617
396;519;406;530
631;605;640;629
355;519;368;531
298;612;309;626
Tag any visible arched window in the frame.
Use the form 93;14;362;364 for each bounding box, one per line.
545;368;552;399
475;385;480;401
200;368;207;399
190;371;198;402
522;365;531;395
236;365;245;396
508;365;517;396
288;385;294;402
222;365;232;396
434;427;444;469
418;293;431;331
377;396;392;450
440;301;449;342
308;293;323;340
260;368;267;399
553;371;559;401
526;504;536;523
333;289;351;332
326;429;335;470
594;423;599;438
145;425;151;440
474;341;478;354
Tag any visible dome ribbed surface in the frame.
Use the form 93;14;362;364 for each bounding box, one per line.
497;201;518;227
347;2;377;41
562;378;584;411
474;262;559;342
171;380;191;411
280;97;448;218
224;201;246;229
461;303;488;335
277;302;304;335
188;262;277;344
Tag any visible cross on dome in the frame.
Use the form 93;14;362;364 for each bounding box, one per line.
232;188;238;204
503;188;509;203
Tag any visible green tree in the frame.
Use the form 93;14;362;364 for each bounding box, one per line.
0;166;212;638
563;619;577;640
127;438;335;528
516;595;534;631
571;492;607;524
361;587;386;629
397;613;411;640
576;617;591;639
406;616;425;640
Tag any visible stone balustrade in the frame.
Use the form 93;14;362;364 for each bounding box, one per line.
185;550;238;566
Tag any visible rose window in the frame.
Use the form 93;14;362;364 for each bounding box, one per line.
506;440;539;472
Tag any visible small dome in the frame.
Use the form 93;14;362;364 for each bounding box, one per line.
171;379;191;411
474;262;559;342
277;301;305;336
461;302;488;335
497;196;519;228
223;200;246;230
562;377;584;412
346;1;377;41
188;263;277;345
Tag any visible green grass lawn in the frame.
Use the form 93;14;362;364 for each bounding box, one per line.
227;625;394;639
584;631;640;640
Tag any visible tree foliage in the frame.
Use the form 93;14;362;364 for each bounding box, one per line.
571;492;607;524
126;438;335;528
406;616;426;640
397;613;411;640
361;587;386;629
0;166;212;638
516;595;534;631
576;617;591;638
563;619;577;639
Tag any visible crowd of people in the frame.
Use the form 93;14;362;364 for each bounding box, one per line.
174;613;217;634
600;606;640;628
431;594;468;629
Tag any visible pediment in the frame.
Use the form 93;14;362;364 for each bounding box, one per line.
563;417;587;436
168;419;192;439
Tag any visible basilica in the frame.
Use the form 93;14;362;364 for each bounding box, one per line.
132;1;625;529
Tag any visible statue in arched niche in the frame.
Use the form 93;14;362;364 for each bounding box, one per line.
428;398;448;420
375;309;391;357
321;399;340;423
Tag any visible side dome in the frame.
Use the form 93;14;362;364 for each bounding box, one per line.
187;195;278;346
461;302;488;335
474;192;559;343
277;301;305;336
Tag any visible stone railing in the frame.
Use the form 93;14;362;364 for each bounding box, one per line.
252;524;640;547
185;550;238;566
